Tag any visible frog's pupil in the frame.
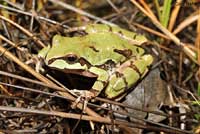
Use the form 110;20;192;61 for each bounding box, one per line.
66;54;77;62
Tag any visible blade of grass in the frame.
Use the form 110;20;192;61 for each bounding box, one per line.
153;0;162;21
196;9;200;96
160;0;172;27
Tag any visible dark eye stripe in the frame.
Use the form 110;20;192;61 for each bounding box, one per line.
48;54;78;65
48;58;57;65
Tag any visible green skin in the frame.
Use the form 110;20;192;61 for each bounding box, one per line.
38;24;153;98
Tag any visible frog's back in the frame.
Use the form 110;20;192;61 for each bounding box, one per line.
81;33;145;65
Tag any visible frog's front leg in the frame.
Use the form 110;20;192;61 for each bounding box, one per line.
89;67;109;97
71;67;109;110
105;55;153;99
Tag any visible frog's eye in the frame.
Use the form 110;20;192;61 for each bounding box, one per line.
66;54;78;63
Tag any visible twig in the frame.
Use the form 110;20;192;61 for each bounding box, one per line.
0;106;111;123
133;23;170;39
48;0;116;26
168;0;182;31
0;35;24;51
0;106;192;134
0;4;69;28
0;15;46;48
173;11;200;34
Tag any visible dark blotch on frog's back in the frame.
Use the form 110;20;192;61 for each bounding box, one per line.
114;49;132;58
129;60;142;76
136;47;140;53
114;71;129;92
122;75;128;90
115;71;123;78
133;34;137;39
118;30;123;36
89;46;99;52
108;25;113;32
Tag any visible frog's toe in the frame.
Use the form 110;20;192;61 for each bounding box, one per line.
71;90;95;111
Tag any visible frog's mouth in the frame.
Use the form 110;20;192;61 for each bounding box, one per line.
60;69;97;78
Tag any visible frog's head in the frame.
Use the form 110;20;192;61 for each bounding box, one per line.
39;35;97;77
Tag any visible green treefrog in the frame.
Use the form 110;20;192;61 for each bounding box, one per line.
38;24;153;99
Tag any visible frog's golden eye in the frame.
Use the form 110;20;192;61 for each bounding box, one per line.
66;54;78;63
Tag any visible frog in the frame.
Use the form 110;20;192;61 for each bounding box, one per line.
38;24;153;99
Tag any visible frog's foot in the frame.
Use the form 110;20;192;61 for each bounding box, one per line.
25;55;45;73
25;55;43;72
71;90;95;111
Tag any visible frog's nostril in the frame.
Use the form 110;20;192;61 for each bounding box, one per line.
66;54;78;62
